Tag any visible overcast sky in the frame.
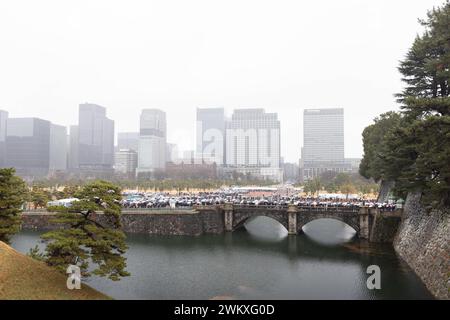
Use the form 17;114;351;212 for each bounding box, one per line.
0;0;444;162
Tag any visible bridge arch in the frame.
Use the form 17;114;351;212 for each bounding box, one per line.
296;215;360;236
232;211;289;232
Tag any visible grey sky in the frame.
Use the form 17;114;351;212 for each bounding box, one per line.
0;0;443;162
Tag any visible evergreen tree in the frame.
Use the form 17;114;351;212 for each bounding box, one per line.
362;2;450;207
393;2;450;206
42;180;130;281
0;168;27;244
359;112;403;182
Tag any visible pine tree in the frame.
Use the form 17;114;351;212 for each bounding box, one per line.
0;168;27;244
361;2;450;208
42;180;130;281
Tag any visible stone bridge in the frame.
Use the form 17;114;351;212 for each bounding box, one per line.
196;204;403;241
21;204;403;242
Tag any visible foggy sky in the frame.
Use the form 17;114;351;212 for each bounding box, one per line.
0;0;444;162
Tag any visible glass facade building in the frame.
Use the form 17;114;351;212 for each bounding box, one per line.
301;108;351;181
5;118;51;176
78;103;114;171
49;124;68;172
114;148;138;177
225;108;282;182
117;132;139;152
137;109;166;175
196;107;225;165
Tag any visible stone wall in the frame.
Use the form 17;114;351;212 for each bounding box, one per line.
20;212;66;231
21;210;226;236
369;211;402;242
394;192;450;300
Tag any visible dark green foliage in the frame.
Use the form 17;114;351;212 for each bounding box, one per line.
396;2;450;103
359;112;403;182
29;186;51;209
27;245;46;262
41;180;130;281
361;2;450;208
0;168;27;244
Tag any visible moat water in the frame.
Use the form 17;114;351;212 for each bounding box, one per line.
11;218;433;300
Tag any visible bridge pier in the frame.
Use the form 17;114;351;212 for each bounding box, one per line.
224;203;234;232
287;204;298;235
358;207;370;239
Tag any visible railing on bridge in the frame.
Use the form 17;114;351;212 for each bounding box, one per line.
232;204;361;213
24;207;195;213
122;207;194;211
194;203;398;214
25;204;398;214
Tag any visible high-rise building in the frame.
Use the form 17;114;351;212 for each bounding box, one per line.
224;108;282;182
49;124;68;172
301;108;350;181
282;162;300;182
78;103;114;172
0;110;8;167
5;118;51;176
114;149;138;177
196;108;225;165
166;143;179;163
117;132;139;152
68;125;79;170
136;109;166;176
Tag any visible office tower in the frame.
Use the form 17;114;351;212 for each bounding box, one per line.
0;110;8;167
117;132;139;152
166;143;179;163
5;118;51;176
136;109;166;176
114;149;138;177
196;108;225;165
301;108;350;180
68;125;79;170
282;162;300;182
49;124;68;172
224;108;282;182
78;103;114;171
345;158;362;173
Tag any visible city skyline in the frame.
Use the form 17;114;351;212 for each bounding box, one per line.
0;0;443;163
0;105;356;167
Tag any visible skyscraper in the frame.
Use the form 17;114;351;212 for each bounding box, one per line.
301;108;350;180
166;143;179;163
5;118;51;176
117;132;139;152
68;125;79;170
49;124;68;172
196;108;225;165
224;108;282;182
136;109;166;176
114;149;138;177
78;103;114;172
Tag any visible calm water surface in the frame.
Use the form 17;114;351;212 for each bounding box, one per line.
11;218;433;300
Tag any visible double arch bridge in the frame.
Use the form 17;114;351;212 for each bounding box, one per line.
195;203;403;241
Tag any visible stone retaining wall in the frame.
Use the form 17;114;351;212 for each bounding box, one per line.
20;209;225;236
394;192;450;300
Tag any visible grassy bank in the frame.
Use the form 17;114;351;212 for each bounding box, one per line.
0;241;110;300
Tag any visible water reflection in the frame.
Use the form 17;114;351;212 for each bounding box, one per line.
302;219;357;246
244;216;288;241
10;218;433;300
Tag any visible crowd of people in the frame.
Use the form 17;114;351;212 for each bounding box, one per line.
120;191;399;211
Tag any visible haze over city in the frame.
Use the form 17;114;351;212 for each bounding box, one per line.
0;0;444;162
0;0;449;305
